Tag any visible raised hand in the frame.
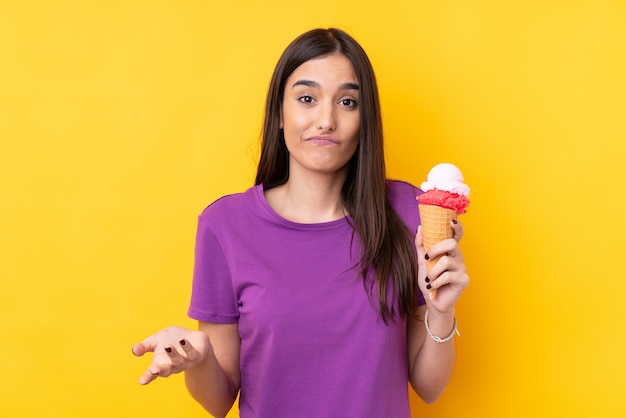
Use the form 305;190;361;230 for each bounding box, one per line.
415;220;469;313
132;326;210;385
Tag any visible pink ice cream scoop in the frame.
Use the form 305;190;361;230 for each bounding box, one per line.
417;163;470;214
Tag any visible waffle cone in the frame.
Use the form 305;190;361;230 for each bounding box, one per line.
418;204;457;299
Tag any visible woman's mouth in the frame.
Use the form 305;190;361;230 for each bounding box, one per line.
307;136;339;146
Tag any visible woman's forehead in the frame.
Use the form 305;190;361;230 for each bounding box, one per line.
286;55;357;87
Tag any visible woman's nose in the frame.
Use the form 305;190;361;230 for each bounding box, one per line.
316;102;336;132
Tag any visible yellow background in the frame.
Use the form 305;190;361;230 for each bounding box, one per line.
1;1;625;417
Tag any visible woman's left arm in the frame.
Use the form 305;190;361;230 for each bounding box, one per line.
407;220;469;403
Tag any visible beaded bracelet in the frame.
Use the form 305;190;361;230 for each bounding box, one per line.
424;309;460;343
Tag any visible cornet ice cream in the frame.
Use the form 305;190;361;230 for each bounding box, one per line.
417;163;470;299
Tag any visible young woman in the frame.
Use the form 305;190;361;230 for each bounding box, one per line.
132;28;469;418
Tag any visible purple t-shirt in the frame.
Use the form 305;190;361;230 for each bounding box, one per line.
188;180;425;417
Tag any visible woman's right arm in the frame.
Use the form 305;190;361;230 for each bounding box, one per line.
132;321;241;418
186;322;240;417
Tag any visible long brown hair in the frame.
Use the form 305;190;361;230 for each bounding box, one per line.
255;28;418;322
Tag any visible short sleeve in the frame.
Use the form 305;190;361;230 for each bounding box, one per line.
187;210;239;323
386;180;426;307
387;180;421;234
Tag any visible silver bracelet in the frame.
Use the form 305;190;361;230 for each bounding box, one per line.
424;309;460;343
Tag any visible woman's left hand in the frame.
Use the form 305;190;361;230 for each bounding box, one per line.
415;220;469;313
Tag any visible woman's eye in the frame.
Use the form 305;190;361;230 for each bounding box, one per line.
298;95;314;104
340;98;357;107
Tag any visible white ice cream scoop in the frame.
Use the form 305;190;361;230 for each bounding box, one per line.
420;163;470;197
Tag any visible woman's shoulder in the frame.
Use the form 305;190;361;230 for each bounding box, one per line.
198;184;260;220
386;179;422;230
386;179;423;200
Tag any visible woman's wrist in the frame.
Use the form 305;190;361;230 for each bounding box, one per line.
425;306;455;322
424;309;459;343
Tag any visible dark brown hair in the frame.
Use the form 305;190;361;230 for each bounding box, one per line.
255;28;418;322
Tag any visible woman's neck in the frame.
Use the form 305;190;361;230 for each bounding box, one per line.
265;170;348;224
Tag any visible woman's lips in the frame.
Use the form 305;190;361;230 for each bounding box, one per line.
307;136;339;146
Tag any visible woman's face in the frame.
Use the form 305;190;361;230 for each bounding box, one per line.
281;54;360;178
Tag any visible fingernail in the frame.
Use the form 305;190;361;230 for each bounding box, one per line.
179;340;186;346
165;347;172;353
425;277;430;283
452;219;458;224
424;254;430;260
426;284;432;290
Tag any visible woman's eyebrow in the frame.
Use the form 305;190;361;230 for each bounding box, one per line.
340;82;359;91
292;79;319;88
292;79;360;91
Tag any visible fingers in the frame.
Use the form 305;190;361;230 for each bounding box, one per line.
139;368;160;385
425;252;469;303
452;219;464;242
415;226;427;278
131;335;158;357
138;345;180;385
427;266;468;292
416;224;468;308
425;246;466;286
159;346;182;378
426;237;464;262
178;338;201;362
133;329;207;386
419;220;464;262
415;225;425;248
415;226;426;265
131;344;142;357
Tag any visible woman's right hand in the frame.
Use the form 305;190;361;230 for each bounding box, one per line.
132;326;211;385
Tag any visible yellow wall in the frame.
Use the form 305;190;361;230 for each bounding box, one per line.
1;1;625;417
